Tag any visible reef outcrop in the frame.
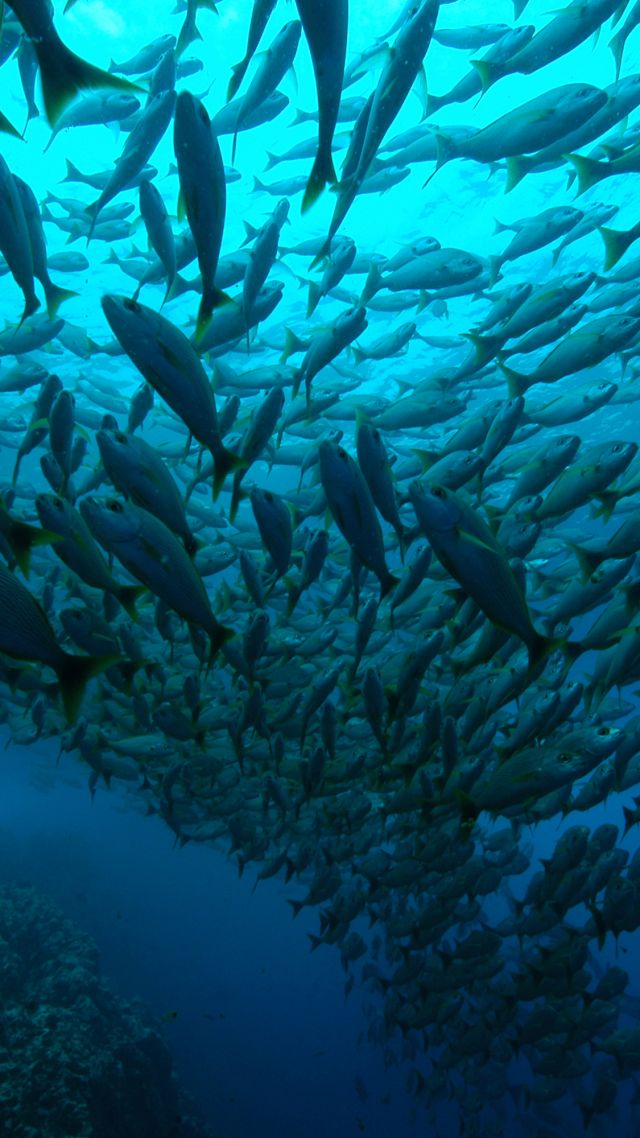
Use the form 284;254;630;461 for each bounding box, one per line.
0;883;212;1138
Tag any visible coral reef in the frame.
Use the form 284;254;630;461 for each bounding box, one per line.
0;884;213;1138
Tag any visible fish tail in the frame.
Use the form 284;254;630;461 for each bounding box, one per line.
567;154;603;197
469;59;496;92
176;21;202;59
568;542;602;582
62;159;82;184
44;281;77;320
207;621;234;668
227;61;248;102
454;790;479;833
0;110;21;139
19;293;40;328
600;225;632;272
84;199;101;245
212;444;246;500
309;237;333;272
306;281;321;319
280;326;304;363
379;572;399;601
194;286;232;344
178;0;218;58
527;633;580;675
228;474;245;523
359;259;384;306
286;585;300;618
488;255;502;288
302;150;337;214
116;584;145;620
591;490;618;522
463;331;502;369
7;521;60;578
504;156;529;194
11;453;23;488
587;900;607;951
499;363;528;399
424;92;444;118
563;638;584;663
609;29;625;80
56;652;121;724
33;34;140;127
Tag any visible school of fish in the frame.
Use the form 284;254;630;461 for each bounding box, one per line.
4;0;640;1133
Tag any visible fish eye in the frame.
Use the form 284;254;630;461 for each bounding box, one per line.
597;727;612;736
264;491;273;503
115;432;128;444
123;298;140;313
432;487;446;499
558;752;572;764
611;444;624;453
108;500;124;513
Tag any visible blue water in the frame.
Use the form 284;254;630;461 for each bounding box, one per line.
0;738;422;1138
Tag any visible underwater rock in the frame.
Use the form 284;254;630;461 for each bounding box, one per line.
0;883;212;1138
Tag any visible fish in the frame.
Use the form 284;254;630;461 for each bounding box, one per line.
95;428;198;556
319;440;398;600
231;20;301;164
174;91;230;338
43;92;141;153
228;0;279;100
6;0;140;124
294;0;349;210
317;0;438;254
79;496;233;663
35;492;145;618
0;155;39;325
139;179;176;302
101;295;242;498
409;482;572;671
87;89;176;240
0;561;117;722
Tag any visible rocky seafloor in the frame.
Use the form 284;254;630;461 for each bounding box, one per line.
0;882;214;1138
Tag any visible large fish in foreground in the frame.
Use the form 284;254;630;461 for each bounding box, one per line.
319;440;398;600
101;295;243;498
294;0;349;211
0;561;117;722
79;496;233;663
409;482;575;670
174;91;229;340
